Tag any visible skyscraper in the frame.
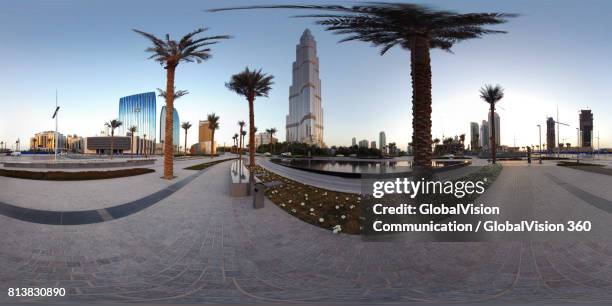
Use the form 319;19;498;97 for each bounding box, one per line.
488;112;500;148
379;131;386;153
286;29;324;146
118;92;157;142
479;120;489;150
579;110;593;147
351;137;356;147
546;117;555;152
470;122;480;150
371;141;377;149
160;106;180;147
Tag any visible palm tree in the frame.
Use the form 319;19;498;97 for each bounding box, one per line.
105;119;123;159
210;3;514;175
134;28;231;179
237;121;245;157
181;122;192;155
226;67;274;168
207;113;220;158
266;127;277;154
128;125;138;157
241;130;247;158
232;133;239;150
32;138;37;152
479;84;504;164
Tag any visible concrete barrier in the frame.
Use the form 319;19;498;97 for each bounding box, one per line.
2;158;156;169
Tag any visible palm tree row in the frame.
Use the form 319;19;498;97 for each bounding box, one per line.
104;119;123;159
210;2;515;175
135;28;231;179
134;3;514;179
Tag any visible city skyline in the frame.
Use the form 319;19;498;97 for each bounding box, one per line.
1;0;611;150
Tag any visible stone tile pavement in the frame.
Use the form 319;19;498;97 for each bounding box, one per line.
0;160;611;304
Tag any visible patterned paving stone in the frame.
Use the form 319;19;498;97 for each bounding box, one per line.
0;160;611;304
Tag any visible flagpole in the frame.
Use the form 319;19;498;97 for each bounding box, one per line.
55;90;58;160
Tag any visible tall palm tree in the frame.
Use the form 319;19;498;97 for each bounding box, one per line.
479;84;504;164
128;125;138;157
207;113;220;158
232;133;239;149
181;122;192;155
134;28;231;179
226;67;274;168
237;121;245;157
211;3;514;175
105;119;123;159
241;130;247;158
32;138;37;152
266;128;277;154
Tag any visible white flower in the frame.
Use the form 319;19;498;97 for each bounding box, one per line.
335;205;340;209
304;194;309;197
288;200;292;203
319;218;324;223
332;225;342;234
341;215;346;219
310;208;315;212
349;205;355;209
300;202;305;206
280;203;285;207
291;208;296;213
357;197;361;201
345;197;349;201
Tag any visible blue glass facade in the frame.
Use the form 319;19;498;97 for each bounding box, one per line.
160;106;180;146
118;92;157;142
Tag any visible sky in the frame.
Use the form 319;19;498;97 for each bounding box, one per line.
0;0;610;151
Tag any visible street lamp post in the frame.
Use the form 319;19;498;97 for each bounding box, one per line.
537;124;542;164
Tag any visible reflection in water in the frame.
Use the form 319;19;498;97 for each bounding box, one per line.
272;159;465;175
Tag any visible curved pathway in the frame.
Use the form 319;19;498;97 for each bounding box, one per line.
0;161;611;304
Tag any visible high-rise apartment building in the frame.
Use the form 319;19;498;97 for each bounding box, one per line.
479;120;489;150
546;117;555;152
470;122;479;150
579;110;593;147
379;131;386;153
352;137;356;147
160;106;180;147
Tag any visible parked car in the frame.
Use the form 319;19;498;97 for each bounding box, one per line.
264;152;272;156
280;152;292;157
10;151;21;156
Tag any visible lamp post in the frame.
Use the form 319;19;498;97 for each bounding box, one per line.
537;124;542;164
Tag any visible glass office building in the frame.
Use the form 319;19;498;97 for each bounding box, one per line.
160;106;180;146
118;92;157;142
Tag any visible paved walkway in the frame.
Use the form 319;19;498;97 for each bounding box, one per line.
0;160;611;304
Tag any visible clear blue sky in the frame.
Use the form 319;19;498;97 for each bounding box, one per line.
1;0;610;150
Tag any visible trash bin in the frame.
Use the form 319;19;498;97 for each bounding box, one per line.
253;182;265;209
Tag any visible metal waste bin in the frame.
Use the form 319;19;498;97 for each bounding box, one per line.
253;182;265;209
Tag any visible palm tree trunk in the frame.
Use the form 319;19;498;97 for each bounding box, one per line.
269;133;273;153
248;96;256;168
164;64;176;179
211;130;215;158
131;134;135;158
490;105;497;164
184;129;188;156
110;131;114;160
410;37;433;176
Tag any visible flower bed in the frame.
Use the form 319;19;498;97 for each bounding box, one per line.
251;166;363;234
251;164;503;235
184;158;236;170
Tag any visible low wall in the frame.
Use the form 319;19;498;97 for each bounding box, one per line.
2;159;156;169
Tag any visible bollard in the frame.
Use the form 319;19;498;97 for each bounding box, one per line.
253;182;265;209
